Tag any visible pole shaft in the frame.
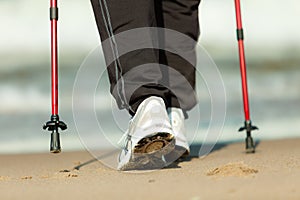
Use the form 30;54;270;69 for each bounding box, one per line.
50;0;58;115
234;0;243;29
234;0;250;121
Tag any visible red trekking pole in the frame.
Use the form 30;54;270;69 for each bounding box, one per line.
234;0;258;153
43;0;67;153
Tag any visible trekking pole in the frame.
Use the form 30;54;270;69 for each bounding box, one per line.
234;0;258;153
43;0;67;153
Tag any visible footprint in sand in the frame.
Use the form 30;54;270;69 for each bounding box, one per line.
54;169;79;179
39;170;79;180
206;162;258;177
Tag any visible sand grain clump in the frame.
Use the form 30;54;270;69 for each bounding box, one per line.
207;162;258;177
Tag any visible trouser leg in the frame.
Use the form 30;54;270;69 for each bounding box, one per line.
91;0;168;114
90;0;200;115
158;0;201;111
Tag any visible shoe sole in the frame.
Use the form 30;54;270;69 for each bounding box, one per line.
118;132;175;171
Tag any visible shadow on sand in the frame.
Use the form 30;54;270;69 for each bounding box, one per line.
73;140;260;171
165;140;261;169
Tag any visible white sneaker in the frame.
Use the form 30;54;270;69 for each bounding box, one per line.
167;107;190;158
118;96;176;170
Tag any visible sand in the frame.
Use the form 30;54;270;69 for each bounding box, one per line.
0;138;299;200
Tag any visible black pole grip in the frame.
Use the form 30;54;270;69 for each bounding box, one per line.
50;7;58;20
236;28;244;41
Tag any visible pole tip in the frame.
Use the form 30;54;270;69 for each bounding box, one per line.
245;136;255;153
50;131;61;153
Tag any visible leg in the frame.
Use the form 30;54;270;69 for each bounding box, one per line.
91;0;172;114
157;0;201;158
158;0;201;112
90;0;198;169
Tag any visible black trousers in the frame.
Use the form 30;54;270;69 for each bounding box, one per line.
91;0;201;116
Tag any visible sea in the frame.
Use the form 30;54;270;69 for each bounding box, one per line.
0;0;299;154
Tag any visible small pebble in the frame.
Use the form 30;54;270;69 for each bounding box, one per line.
21;176;32;180
67;174;78;178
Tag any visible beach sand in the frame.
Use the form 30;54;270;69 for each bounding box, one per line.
0;138;299;200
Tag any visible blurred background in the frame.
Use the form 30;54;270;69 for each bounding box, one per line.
0;0;299;154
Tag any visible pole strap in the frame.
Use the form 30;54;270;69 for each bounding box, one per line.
50;7;58;20
236;28;244;41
